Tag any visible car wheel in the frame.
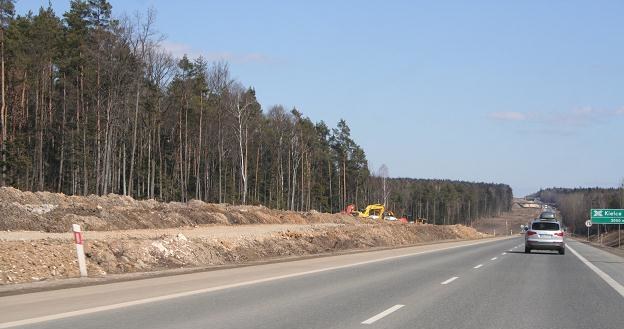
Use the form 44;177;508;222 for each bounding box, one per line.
558;248;565;255
524;246;531;253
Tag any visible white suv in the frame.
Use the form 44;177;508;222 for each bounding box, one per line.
525;219;565;255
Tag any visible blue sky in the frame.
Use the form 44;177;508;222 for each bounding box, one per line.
17;0;624;196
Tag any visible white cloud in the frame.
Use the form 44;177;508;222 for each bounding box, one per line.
488;111;528;121
550;107;624;127
488;107;624;136
160;41;275;64
160;41;204;59
489;107;624;126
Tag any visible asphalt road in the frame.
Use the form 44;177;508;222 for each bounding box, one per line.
1;237;622;329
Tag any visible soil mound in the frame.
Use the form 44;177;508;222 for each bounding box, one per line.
0;187;351;232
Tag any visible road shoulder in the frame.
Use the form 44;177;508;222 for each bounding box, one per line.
566;239;624;295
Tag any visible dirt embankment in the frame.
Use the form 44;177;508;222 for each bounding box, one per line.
0;187;350;232
579;230;624;258
1;224;484;284
598;230;624;249
472;200;541;235
0;187;487;285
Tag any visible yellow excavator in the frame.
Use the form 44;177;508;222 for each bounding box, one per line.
353;204;398;220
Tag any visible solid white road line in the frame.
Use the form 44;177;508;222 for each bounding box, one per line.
441;276;459;285
0;239;506;329
473;264;483;269
361;305;405;325
567;244;624;298
491;257;497;260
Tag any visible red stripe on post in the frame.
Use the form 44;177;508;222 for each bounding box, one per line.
74;232;83;245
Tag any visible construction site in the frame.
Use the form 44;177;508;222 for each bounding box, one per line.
0;186;508;286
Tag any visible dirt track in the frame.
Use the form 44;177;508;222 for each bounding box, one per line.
0;224;343;241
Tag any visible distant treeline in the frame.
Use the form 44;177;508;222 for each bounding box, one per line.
377;178;513;225
532;187;624;233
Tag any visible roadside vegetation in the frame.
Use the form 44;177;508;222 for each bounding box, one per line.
0;1;512;222
383;178;512;225
532;187;623;235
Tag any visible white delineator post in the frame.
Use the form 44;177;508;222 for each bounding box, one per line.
72;224;88;277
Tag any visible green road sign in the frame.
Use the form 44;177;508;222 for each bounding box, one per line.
591;209;624;224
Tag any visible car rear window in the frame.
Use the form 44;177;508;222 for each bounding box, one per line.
539;212;556;219
532;222;560;231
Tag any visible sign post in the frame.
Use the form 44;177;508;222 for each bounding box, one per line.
591;209;624;246
72;224;88;277
585;220;592;242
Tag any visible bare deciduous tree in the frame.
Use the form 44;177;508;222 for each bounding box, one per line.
379;164;389;206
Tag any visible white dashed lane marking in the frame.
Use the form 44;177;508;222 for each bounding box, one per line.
441;277;459;285
361;305;405;325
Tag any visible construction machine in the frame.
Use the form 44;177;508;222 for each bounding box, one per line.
353;204;400;221
353;204;384;219
340;204;359;216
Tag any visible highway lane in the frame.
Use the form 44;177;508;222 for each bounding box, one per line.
2;237;623;329
0;238;507;324
382;239;624;329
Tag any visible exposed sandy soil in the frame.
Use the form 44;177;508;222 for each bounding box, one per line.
0;223;485;285
472;200;541;235
0;187;351;232
0;187;489;285
0;224;343;241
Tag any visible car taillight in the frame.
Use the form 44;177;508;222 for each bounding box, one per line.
554;231;564;237
527;231;537;236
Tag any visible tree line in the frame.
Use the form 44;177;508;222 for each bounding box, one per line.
0;0;515;220
371;177;513;225
0;0;372;212
532;187;623;234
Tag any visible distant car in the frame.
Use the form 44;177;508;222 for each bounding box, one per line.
525;219;565;254
539;211;556;220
